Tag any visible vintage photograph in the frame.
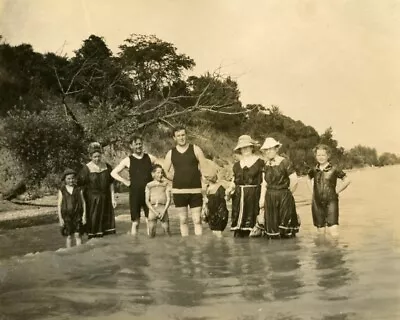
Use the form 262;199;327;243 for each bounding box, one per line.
0;1;399;319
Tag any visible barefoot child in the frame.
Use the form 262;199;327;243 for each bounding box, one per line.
57;169;86;248
145;164;171;237
307;144;351;237
202;168;229;238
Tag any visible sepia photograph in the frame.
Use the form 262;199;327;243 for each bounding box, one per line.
0;0;400;319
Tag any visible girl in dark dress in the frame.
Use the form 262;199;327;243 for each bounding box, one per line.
307;144;351;237
260;137;300;239
202;168;229;237
78;142;117;239
57;169;86;248
228;135;265;237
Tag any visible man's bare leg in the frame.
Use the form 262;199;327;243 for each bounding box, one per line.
191;206;203;236
131;220;139;235
177;207;189;237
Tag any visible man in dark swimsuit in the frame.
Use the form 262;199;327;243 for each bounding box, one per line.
164;126;207;236
111;135;157;235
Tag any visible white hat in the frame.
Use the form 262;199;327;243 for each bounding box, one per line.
260;137;282;150
234;135;259;151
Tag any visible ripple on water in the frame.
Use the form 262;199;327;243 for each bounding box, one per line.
1;167;400;319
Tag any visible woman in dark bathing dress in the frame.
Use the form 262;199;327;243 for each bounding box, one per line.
228;135;265;237
78;142;117;239
260;137;300;239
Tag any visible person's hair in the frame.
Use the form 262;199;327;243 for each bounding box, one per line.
151;164;165;176
236;145;256;154
172;126;186;137
130;134;143;144
87;142;102;156
205;173;218;183
61;168;77;182
313;144;332;158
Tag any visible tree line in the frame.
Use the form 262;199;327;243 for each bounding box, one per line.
0;34;398;198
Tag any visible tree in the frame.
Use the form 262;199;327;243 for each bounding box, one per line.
184;73;245;133
118;34;195;100
343;145;378;168
0;42;50;115
378;152;400;166
67;35;130;105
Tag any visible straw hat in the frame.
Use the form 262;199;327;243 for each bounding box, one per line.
62;168;76;181
234;135;259;151
260;137;282;150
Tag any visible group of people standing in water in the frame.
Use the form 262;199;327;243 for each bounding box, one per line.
57;126;351;248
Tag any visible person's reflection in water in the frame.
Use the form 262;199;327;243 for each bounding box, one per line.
164;240;208;307
266;240;304;301
313;235;353;296
229;238;269;301
116;250;154;315
201;237;234;304
204;237;232;278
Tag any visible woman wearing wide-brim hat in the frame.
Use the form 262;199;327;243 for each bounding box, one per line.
259;137;300;238
228;135;265;237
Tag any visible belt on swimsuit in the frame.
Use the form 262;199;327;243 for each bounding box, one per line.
238;185;259;188
171;188;202;194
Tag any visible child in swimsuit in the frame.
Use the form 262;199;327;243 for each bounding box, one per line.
57;169;86;248
203;169;229;238
307;144;351;237
145;164;171;237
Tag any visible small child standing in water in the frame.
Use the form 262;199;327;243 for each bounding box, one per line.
202;169;229;238
145;164;171;237
57;169;86;248
307;144;351;237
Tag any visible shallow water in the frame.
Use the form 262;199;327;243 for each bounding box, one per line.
1;166;400;320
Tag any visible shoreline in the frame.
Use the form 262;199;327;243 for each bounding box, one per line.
0;192;311;231
0;164;394;230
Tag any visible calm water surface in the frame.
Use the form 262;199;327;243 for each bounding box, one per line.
0;166;400;320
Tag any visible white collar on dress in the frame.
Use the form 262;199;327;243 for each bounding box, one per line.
265;156;284;166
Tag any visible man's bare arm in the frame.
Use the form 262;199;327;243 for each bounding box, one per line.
163;150;174;181
193;145;207;176
111;157;130;187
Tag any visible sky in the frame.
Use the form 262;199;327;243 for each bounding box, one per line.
1;0;400;154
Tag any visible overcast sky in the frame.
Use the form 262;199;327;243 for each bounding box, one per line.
1;0;399;153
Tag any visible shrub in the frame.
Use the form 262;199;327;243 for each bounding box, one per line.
2;107;86;187
0;147;26;194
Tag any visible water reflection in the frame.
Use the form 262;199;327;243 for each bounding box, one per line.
312;235;354;299
227;238;270;302
266;240;304;301
162;240;208;307
115;250;155;317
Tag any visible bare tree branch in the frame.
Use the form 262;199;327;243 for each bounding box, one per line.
199;108;251;115
52;64;85;133
65;59;93;94
159;118;175;128
194;82;210;107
